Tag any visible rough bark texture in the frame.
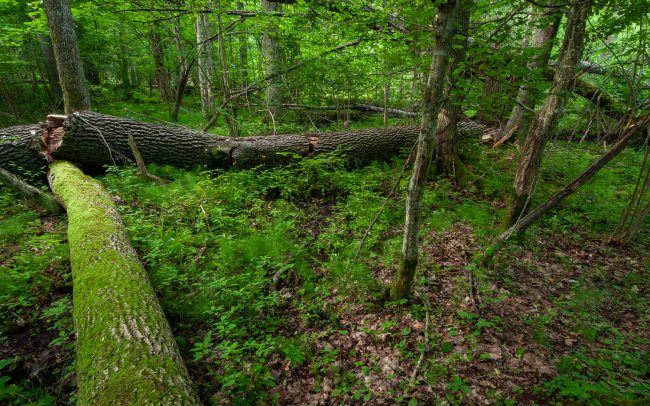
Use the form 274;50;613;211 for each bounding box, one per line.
48;161;199;405
262;0;283;121
0;124;46;179
503;7;562;140
36;111;482;171
433;2;473;186
196;13;215;117
505;0;592;227
43;0;91;113
506;115;650;237
389;0;459;301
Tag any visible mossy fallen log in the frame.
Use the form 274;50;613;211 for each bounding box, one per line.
48;161;199;405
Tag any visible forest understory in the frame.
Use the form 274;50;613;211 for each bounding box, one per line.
2;0;649;403
1;109;647;404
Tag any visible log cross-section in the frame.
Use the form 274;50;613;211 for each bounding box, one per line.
48;161;199;405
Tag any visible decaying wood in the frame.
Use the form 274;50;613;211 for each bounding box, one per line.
48;161;199;405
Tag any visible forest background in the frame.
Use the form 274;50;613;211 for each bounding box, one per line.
0;0;648;404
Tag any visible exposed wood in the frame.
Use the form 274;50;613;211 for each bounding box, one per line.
48;161;199;405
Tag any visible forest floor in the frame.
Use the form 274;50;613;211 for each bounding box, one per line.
0;113;648;405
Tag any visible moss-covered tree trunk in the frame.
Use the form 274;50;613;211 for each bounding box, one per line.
388;0;459;301
48;161;199;405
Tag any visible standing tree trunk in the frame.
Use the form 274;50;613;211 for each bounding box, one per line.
216;14;239;135
505;0;592;227
43;0;91;113
36;33;63;108
238;1;250;89
151;25;173;102
502;5;562;140
262;0;283;123
389;0;460;301
433;2;476;187
196;12;215;118
48;161;199;405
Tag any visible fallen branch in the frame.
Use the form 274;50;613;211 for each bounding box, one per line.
0;167;62;213
127;134;169;184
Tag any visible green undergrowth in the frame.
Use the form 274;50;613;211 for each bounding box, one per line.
0;134;647;404
0;187;73;404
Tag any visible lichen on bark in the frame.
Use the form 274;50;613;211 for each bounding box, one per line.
49;161;199;405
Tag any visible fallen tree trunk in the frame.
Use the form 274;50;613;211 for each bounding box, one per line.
282;103;419;118
39;111;483;170
0;124;46;179
545;67;627;120
48;160;199;405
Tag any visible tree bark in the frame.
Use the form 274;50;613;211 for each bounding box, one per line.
3;113;482;180
196;12;215;117
0;124;46;179
171;59;196;122
433;1;474;186
262;0;283;122
501;114;649;238
505;0;591;227
388;0;459;301
48;161;199;405
151;25;173;102
43;0;91;113
237;1;250;89
502;5;562;140
39;112;471;170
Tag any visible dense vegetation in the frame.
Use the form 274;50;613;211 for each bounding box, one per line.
0;0;648;404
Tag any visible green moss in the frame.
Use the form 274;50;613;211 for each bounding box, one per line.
49;161;198;405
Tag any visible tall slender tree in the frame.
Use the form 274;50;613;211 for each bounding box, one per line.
502;3;562;140
433;1;474;186
505;0;592;227
151;24;173;102
196;11;215;117
43;0;91;113
262;0;283;123
389;0;461;301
